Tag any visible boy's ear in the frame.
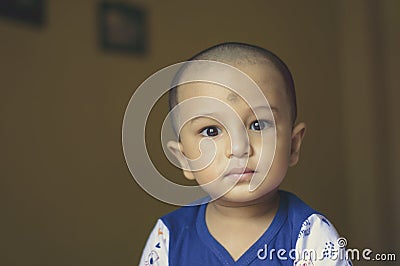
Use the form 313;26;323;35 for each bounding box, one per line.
166;140;196;180
289;122;306;167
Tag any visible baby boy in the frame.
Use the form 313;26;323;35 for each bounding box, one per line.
139;42;351;266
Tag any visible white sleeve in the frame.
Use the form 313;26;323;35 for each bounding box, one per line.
294;214;352;266
139;219;170;266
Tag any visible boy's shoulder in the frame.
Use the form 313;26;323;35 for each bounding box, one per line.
160;203;203;231
279;190;319;218
279;190;322;227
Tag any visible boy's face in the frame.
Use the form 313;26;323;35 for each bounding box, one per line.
167;63;305;203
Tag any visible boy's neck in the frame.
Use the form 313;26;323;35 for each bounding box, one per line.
207;189;280;220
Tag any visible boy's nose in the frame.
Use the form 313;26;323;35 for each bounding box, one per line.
226;127;251;158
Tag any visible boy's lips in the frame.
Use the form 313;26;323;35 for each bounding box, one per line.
224;167;256;182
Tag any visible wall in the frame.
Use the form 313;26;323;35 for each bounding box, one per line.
0;1;398;265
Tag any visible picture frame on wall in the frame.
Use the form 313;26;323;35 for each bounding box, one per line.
0;0;45;27
99;2;147;54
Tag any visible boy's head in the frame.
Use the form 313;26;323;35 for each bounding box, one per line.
166;42;306;203
169;42;297;125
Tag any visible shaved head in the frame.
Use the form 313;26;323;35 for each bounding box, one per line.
169;42;297;128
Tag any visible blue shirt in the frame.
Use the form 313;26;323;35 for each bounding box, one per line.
140;191;352;266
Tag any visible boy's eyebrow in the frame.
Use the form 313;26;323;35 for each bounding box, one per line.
252;105;279;113
188;113;217;124
188;106;278;125
250;105;279;120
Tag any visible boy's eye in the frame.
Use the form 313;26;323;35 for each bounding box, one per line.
200;126;222;137
249;120;272;131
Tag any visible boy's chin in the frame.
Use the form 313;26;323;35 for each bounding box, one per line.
197;174;283;204
211;185;279;204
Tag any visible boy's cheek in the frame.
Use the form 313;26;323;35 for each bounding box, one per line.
184;148;201;160
180;137;202;159
274;127;293;152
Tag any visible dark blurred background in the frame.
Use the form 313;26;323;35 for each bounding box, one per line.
1;1;399;265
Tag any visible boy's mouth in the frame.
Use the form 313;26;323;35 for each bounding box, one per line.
224;167;256;182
